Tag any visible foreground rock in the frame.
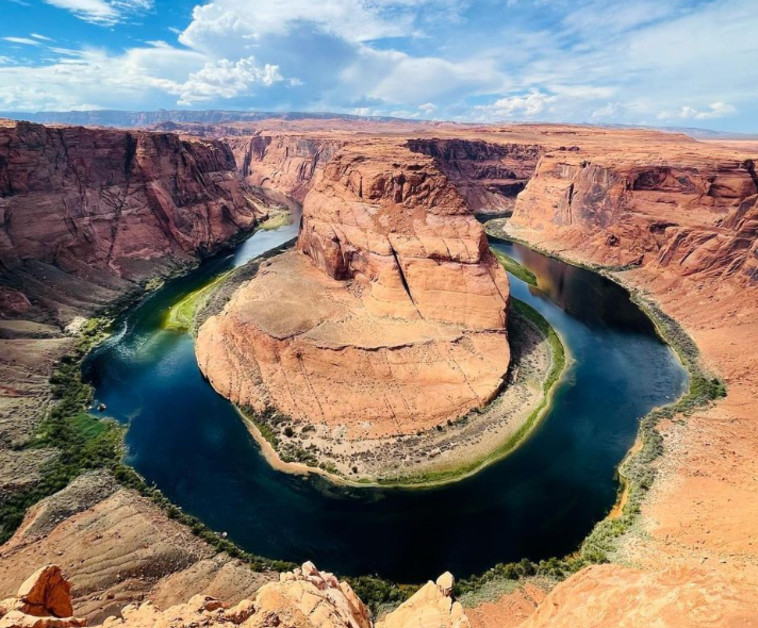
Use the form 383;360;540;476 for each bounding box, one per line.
1;563;470;628
0;565;83;628
0;472;276;623
197;141;510;438
377;572;469;628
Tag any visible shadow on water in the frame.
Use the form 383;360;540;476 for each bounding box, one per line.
84;221;687;582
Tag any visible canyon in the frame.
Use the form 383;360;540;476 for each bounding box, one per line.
1;117;757;626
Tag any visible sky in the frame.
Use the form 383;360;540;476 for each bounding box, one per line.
0;0;756;131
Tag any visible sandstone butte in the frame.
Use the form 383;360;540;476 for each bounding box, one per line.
195;141;512;437
1;117;758;626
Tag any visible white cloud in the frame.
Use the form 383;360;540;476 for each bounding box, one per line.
30;34;55;42
658;102;737;121
42;0;152;26
476;90;557;119
175;57;283;105
3;37;41;46
418;102;436;113
0;46;206;111
179;0;429;53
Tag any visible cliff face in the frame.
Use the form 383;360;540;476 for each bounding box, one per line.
228;134;344;202
298;144;509;329
0;120;268;322
511;151;758;283
197;141;510;437
407;139;543;214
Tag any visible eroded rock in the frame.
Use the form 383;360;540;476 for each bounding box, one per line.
197;141;510;437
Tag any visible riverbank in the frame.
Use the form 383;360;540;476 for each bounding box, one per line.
462;218;756;626
483;219;726;552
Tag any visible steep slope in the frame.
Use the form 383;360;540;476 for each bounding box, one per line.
0;119;269;323
510;147;758;282
407;138;543;214
228;133;344;201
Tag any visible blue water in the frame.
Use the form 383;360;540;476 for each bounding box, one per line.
84;218;688;582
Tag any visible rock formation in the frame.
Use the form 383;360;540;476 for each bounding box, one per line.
0;565;84;628
376;572;469;628
510;147;758;283
197;141;510;436
229;134;344;202
407;139;542;214
0;119;271;323
0;563;470;628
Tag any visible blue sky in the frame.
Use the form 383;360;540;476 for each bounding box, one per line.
1;0;756;131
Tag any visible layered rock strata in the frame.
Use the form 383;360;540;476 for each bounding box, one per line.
0;120;270;323
197;142;510;437
511;149;758;282
407;139;542;214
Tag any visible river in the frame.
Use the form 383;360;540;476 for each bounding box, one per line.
84;213;687;582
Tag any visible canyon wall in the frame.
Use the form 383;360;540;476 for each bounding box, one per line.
197;140;511;437
407;139;543;214
228;134;345;201
0;120;269;323
510;149;758;283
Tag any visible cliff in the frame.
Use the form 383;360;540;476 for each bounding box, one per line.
510;148;758;283
196;140;510;439
0;120;269;323
228;134;344;201
407;139;542;214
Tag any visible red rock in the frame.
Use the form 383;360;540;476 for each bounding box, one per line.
0;120;268;322
197;141;510;436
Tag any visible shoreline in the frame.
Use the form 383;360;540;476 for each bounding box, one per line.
233;298;569;490
481;219;724;563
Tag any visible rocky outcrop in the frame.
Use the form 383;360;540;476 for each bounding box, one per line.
0;120;269;323
0;472;277;623
407;139;542;214
0;565;84;628
511;150;758;283
197;141;510;437
377;572;469;628
1;563;469;628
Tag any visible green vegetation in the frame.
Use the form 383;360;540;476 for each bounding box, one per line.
162;271;231;332
367;298;566;487
346;576;416;615
0;318;119;543
579;293;726;563
491;248;538;285
258;212;292;231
